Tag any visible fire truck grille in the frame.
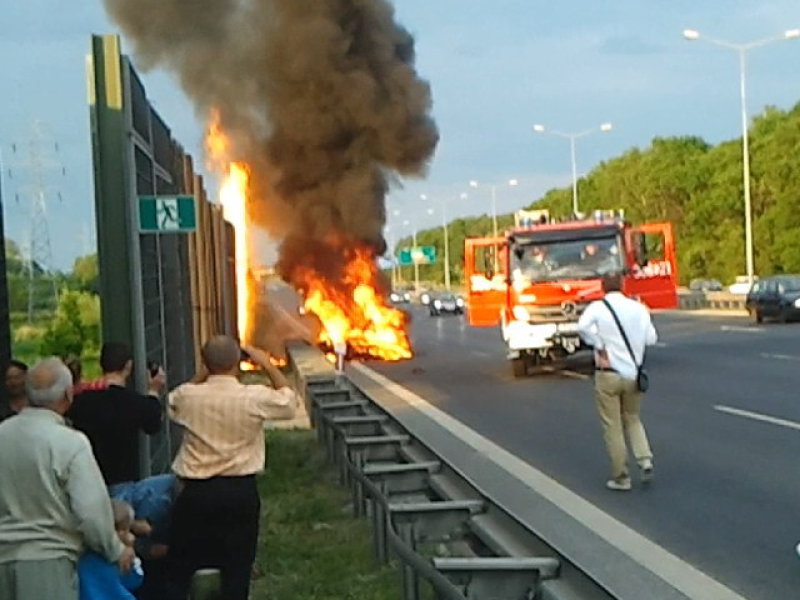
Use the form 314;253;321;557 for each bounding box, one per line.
527;302;588;323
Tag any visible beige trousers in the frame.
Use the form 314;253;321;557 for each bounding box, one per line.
594;371;653;478
0;558;78;600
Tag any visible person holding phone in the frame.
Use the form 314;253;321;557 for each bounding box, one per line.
164;335;297;600
68;342;166;487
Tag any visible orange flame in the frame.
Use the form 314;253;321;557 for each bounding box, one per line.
296;247;412;361
239;357;287;371
205;111;251;343
205;112;410;362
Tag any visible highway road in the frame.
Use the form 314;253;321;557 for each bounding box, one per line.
368;308;800;600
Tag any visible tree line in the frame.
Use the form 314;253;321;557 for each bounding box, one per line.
6;239;101;365
396;102;800;287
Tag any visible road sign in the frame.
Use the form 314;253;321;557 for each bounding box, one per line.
138;195;197;233
397;246;436;266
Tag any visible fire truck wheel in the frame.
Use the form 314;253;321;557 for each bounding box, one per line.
511;357;527;378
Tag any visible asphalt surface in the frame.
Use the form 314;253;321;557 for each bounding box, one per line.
368;306;800;600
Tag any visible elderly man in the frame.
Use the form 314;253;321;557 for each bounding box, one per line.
165;336;297;600
0;358;133;600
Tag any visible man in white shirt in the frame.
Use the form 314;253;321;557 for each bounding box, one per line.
577;273;658;491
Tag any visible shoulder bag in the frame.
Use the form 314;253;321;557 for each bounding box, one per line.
601;299;650;392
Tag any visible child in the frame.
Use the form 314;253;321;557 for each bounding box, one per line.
78;498;145;600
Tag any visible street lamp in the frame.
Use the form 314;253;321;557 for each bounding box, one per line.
421;194;454;291
384;223;399;288
395;203;434;295
469;178;518;240
683;28;799;285
532;122;612;217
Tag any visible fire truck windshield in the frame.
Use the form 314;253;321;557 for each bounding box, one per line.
511;235;622;283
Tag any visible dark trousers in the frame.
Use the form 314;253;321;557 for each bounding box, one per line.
165;475;260;600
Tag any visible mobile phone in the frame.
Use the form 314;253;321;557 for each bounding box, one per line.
147;361;160;378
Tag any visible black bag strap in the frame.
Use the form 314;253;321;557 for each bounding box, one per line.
601;298;641;369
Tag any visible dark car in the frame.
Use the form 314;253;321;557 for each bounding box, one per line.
429;294;464;317
745;275;800;323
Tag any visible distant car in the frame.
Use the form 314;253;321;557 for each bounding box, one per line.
689;279;723;292
745;275;800;323
389;290;412;304
420;291;432;306
429;294;465;317
729;275;757;295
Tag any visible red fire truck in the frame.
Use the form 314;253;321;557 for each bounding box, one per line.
464;210;678;377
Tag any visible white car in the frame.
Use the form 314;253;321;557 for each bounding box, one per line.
389;290;412;304
729;276;757;295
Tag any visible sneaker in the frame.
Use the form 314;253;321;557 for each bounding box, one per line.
640;460;654;485
606;476;632;491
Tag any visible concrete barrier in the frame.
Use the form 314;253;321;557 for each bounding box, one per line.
678;291;747;312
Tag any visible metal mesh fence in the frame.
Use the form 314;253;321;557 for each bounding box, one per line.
89;36;236;476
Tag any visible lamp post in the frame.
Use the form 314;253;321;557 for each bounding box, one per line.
421;194;454;291
389;209;405;286
683;27;800;286
469;180;517;273
399;219;420;293
532;122;612;217
469;179;518;240
384;224;398;288
397;206;433;295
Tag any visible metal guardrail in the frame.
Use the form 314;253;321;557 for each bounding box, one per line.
287;341;642;600
678;291;746;312
287;340;749;600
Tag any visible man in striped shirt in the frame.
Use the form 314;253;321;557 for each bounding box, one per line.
164;335;298;600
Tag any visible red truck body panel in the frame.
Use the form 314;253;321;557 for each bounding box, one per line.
465;219;678;328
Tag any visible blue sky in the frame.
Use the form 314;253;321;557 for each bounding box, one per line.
2;1;800;269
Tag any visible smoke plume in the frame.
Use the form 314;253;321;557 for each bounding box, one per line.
103;0;438;284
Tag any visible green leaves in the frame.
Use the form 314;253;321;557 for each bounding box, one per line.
398;101;800;286
39;290;100;359
528;103;800;283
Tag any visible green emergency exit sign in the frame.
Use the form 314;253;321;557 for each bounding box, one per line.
138;195;197;233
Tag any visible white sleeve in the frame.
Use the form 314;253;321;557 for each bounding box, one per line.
65;437;126;562
251;386;298;421
577;302;603;349
167;384;188;425
645;312;658;346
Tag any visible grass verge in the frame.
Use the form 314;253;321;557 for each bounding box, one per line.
252;430;400;600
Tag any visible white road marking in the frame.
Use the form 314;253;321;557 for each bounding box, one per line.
715;405;800;432
720;325;764;333
654;342;668;348
760;352;800;362
351;363;748;600
471;350;492;358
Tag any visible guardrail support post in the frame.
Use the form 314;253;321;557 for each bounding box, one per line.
398;521;422;600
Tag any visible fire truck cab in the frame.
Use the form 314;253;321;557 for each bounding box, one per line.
464;210;678;377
